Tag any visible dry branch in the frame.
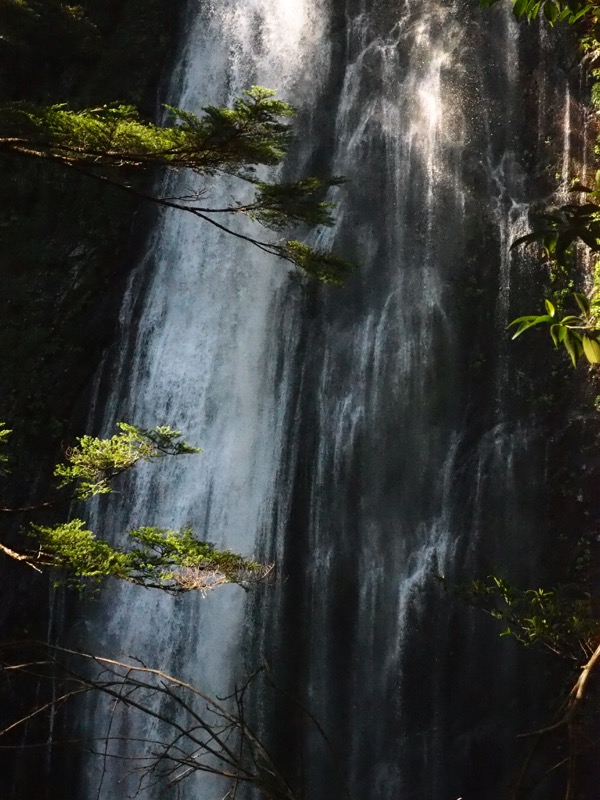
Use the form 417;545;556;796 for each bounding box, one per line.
511;639;600;800
0;643;349;800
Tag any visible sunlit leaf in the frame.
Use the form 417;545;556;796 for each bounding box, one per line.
509;314;545;325
582;335;600;363
544;233;558;254
550;324;566;347
509;315;552;339
559;315;583;325
569;4;593;21
513;0;529;16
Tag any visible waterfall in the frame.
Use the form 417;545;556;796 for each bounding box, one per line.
66;1;576;798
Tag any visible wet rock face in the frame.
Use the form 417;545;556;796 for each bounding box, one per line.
250;5;584;800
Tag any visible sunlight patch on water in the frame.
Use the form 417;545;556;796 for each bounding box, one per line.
418;86;442;129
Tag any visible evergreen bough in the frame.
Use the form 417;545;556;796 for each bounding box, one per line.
1;423;270;593
0;87;354;285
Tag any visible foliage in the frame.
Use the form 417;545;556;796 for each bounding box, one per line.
479;0;597;25
278;240;355;286
0;88;354;284
508;180;600;365
249;177;344;230
1;423;268;593
0;423;11;476
509;295;600;366
127;526;266;591
591;79;600;110
454;575;600;660
53;422;200;499
511;185;600;265
33;519;132;583
454;574;600;800
33;521;266;592
5;87;295;173
128;525;256;576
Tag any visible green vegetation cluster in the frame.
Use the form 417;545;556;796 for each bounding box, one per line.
481;0;594;24
0;422;268;592
0;90;353;282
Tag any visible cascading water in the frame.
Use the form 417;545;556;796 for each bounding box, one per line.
68;2;328;797
65;1;579;798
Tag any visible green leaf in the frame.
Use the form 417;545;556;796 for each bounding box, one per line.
563;329;580;367
577;228;600;250
573;293;591;317
569;4;593;21
513;0;529;16
542;233;558;257
509;314;544;325
54;423;200;499
278;240;355;285
249;177;343;230
582;335;600;363
559;315;583;326
549;324;566;347
543;0;559;24
0;422;12;476
544;298;556;317
508;315;552;339
510;231;545;250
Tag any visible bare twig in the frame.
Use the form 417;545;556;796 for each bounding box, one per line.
0;643;302;800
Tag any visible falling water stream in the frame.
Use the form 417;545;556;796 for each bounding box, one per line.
68;1;579;798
